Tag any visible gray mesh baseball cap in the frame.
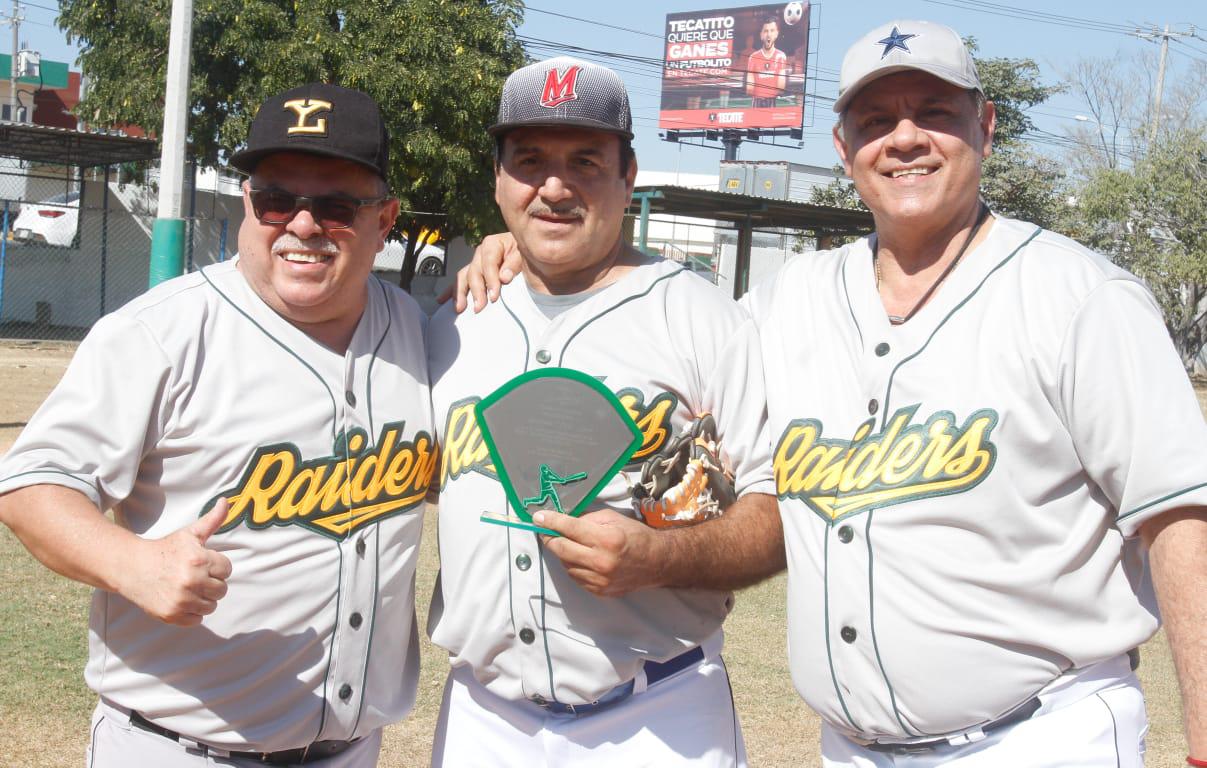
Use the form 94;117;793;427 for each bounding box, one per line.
490;56;633;140
833;20;982;113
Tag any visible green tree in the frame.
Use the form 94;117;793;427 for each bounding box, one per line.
971;42;1070;228
1074;126;1207;371
808;166;865;212
60;0;527;290
971;46;1057;144
801;165;866;250
979;143;1068;231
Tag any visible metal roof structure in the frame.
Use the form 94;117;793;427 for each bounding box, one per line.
629;184;874;298
631;185;874;235
0;121;158;168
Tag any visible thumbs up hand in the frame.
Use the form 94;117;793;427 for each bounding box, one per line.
120;499;235;626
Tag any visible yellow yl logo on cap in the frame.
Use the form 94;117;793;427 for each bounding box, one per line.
283;98;333;135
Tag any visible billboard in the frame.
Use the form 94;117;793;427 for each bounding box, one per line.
659;3;810;131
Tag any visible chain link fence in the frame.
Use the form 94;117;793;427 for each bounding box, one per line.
0;158;244;340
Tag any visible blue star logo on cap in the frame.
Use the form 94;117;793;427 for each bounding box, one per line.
876;26;917;58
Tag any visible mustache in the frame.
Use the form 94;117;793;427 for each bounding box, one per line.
527;203;585;219
271;233;340;255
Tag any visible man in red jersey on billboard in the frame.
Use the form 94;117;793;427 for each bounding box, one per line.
745;16;788;107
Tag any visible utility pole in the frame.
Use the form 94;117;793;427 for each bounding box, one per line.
1135;24;1195;143
148;0;194;287
4;0;22;122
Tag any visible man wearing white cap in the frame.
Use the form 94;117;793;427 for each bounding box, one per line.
744;18;1207;766
455;20;1207;768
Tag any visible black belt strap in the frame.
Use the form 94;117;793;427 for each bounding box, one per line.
645;645;706;686
532;644;707;717
865;696;1042;755
128;711;356;765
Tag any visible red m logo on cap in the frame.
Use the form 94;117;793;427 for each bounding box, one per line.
540;66;582;108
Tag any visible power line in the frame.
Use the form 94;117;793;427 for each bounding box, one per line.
518;34;838;95
1168;43;1204;63
959;0;1133;31
520;4;839;77
920;0;1136;36
524;5;663;40
1170;37;1207;60
11;0;54;13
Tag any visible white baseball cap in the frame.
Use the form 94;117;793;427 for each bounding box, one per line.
833;20;983;113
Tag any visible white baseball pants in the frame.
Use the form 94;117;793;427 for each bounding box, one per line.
85;698;383;768
431;654;747;767
821;654;1147;767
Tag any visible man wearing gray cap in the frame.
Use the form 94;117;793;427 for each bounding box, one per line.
425;56;783;767
0;83;434;766
745;19;1207;766
457;21;1206;768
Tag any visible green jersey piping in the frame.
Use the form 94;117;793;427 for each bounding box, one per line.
869;225;1041;734
200;268;340;441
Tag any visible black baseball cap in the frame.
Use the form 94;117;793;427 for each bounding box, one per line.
228;83;390;180
490;57;633;140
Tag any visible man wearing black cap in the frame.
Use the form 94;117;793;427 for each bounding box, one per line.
425;57;783;767
0;83;435;766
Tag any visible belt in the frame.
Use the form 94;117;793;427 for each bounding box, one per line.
864;696;1042;755
530;645;706;717
128;711;357;765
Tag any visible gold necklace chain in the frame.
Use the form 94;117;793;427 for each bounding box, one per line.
874;203;989;326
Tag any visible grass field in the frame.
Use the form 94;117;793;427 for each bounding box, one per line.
0;341;1196;766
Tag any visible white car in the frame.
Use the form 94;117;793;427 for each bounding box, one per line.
11;191;81;247
374;238;446;276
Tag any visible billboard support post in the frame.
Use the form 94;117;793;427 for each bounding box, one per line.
723;130;741;161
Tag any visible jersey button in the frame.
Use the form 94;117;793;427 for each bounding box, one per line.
535;349;551;364
350;612;363;629
837;525;853;543
338;684;353;700
875;342;890;357
841;627;857;643
356;538;366;556
867;399;879;415
519;628;536;644
515;553;532;571
345;390;357;407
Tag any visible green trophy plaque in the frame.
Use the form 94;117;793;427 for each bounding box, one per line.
474;368;643;535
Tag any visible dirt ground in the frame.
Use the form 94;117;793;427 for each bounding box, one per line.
0;340;78;452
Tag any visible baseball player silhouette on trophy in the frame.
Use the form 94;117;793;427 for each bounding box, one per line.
522;464;588;514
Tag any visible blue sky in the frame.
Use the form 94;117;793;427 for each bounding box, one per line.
17;0;1207;176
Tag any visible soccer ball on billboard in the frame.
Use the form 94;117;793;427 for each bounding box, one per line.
783;2;804;25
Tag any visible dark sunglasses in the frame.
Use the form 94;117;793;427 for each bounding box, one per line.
248;187;388;230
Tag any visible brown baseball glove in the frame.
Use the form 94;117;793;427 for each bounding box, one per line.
631;413;737;528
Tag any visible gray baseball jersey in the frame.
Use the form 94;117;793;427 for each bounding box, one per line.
427;258;774;706
743;214;1207;741
0;259;435;752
